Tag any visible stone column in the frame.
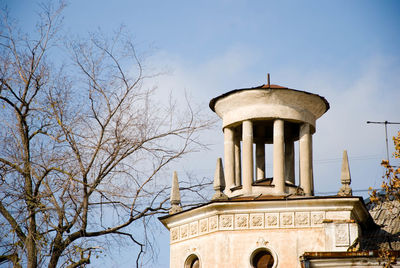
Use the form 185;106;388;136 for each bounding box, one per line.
234;135;241;186
273;119;285;194
242;120;253;194
285;139;295;184
300;123;313;196
256;142;265;180
224;127;235;191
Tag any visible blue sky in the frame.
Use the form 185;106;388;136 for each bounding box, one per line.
5;0;400;267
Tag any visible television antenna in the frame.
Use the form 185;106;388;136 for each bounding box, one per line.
366;121;400;163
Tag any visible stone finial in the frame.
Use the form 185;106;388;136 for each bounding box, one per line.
169;171;182;214
212;158;228;201
338;150;352;196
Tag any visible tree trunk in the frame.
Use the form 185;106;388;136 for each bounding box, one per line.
26;235;37;268
48;234;66;268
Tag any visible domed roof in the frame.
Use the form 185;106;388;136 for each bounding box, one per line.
209;83;330;113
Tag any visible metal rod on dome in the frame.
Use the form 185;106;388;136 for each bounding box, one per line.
267;73;270;88
366;120;400;164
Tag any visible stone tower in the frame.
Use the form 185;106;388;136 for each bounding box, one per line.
159;80;372;268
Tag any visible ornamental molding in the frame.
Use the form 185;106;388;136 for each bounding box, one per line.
170;210;327;243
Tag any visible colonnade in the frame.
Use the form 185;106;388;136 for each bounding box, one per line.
223;119;314;196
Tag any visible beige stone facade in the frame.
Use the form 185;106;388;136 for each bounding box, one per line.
159;82;400;267
160;197;369;268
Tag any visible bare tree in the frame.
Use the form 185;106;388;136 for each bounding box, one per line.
0;3;212;267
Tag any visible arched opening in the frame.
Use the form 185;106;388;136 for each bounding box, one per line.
185;254;200;268
251;249;274;268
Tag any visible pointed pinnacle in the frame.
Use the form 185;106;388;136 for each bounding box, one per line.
170;171;181;206
341;150;351;184
212;158;228;201
213;158;225;190
338;150;352;196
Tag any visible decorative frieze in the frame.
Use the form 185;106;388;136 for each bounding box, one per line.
170;210;329;243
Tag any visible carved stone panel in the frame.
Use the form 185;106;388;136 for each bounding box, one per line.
311;211;325;226
209;215;218;232
335;223;350;246
171;227;179;242
180;224;189;239
280;212;294;227
295;212;310;226
199;218;208;234
250;213;264;229
190;221;198;237
220;215;234;230
265;213;279;228
235;214;249;229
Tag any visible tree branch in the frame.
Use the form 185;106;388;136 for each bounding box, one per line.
0;200;26;242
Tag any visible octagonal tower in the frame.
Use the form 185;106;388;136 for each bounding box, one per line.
160;78;374;268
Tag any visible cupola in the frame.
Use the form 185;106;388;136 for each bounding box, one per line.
209;76;329;197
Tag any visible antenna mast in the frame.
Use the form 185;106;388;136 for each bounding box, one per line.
366;120;400;163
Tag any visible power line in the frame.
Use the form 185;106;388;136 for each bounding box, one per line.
315;189;372;195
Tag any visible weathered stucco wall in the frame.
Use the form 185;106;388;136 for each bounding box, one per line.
171;228;326;268
161;198;368;268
